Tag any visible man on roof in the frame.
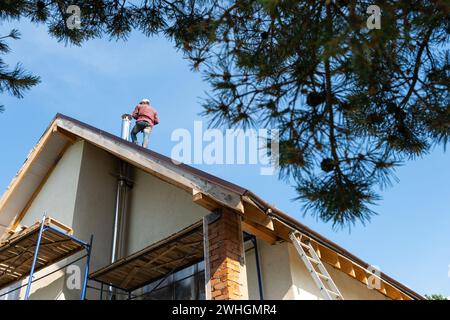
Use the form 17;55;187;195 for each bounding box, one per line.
130;98;159;148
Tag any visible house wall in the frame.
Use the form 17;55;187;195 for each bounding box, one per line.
245;239;391;300
17;141;118;300
19;265;67;300
324;264;390;300
125;168;209;255
20;141;84;228
245;240;296;300
62;142;118;300
244;243;259;300
18;141;85;299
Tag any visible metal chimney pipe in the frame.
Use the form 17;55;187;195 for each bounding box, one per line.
111;161;130;262
110;161;131;299
111;176;127;263
121;114;132;141
110;114;133;299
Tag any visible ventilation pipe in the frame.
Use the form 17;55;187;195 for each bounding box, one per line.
111;114;133;262
121;114;132;141
111;161;131;263
110;115;133;299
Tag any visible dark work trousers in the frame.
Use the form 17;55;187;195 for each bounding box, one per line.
131;121;150;144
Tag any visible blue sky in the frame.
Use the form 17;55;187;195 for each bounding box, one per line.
1;20;449;297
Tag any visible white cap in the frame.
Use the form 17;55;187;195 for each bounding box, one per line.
140;98;150;104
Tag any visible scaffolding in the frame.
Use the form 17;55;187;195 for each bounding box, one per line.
89;220;203;299
0;214;93;300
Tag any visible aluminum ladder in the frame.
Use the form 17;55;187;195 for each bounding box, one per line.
289;231;344;300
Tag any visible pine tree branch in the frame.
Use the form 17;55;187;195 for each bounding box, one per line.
399;27;434;108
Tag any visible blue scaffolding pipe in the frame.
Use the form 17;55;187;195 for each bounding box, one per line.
23;214;93;300
80;234;93;300
24;215;46;300
251;235;264;301
100;283;104;300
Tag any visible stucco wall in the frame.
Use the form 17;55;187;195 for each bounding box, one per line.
20;141;84;228
19;265;67;300
245;239;391;300
17;141;118;300
125;168;209;255
246;240;297;300
18;141;85;299
62;142;118;300
324;263;390;300
244;242;259;300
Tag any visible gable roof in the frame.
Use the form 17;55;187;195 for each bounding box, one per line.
0;114;424;300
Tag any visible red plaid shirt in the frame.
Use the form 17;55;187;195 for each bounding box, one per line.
132;103;159;126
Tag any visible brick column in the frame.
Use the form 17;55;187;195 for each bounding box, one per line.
203;209;247;300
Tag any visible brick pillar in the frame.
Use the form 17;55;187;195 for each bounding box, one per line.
203;209;247;300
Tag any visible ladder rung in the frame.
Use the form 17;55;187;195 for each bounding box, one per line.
307;256;320;265
300;241;310;249
317;273;330;281
326;289;342;298
291;233;344;300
